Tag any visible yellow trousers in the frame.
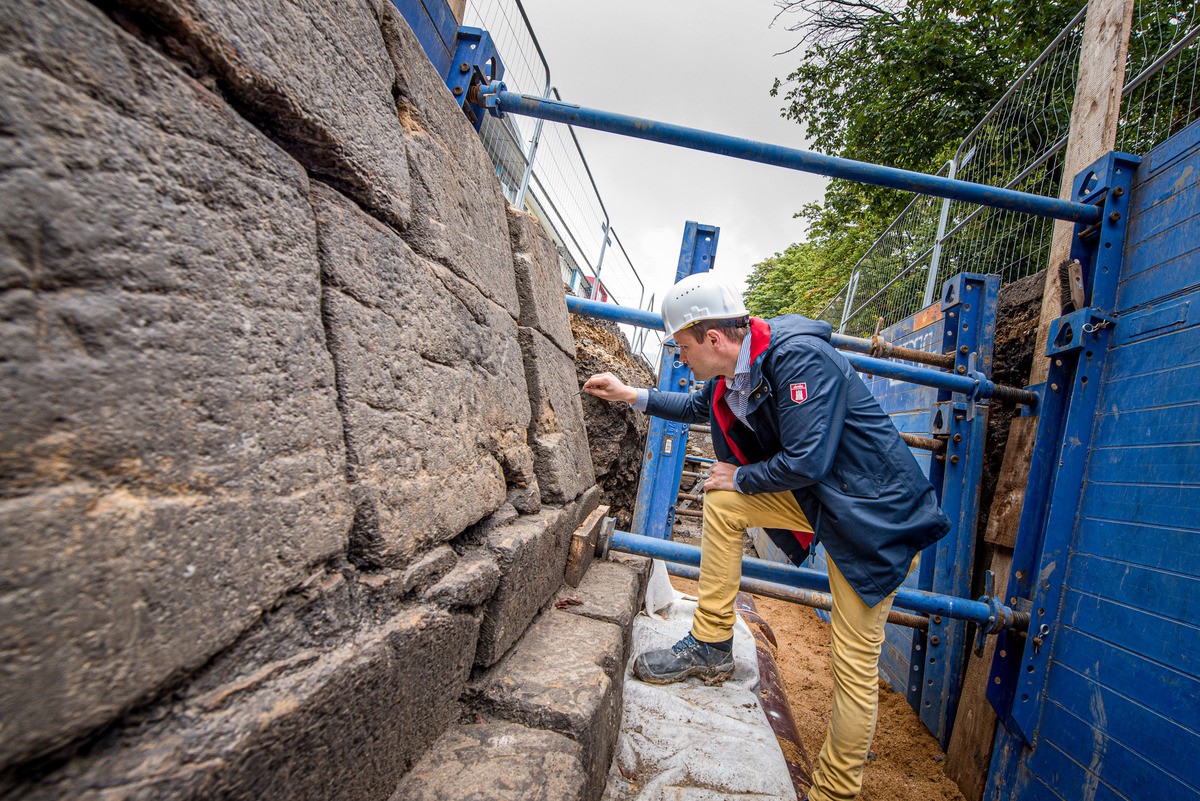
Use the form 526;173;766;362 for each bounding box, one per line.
697;488;905;801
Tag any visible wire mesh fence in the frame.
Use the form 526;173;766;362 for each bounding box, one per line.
464;0;656;365
833;0;1199;338
1118;0;1200;154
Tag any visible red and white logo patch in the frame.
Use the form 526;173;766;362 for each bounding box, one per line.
790;382;809;404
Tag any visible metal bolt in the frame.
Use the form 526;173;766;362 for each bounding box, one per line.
930;636;941;646
953;434;962;443
957;365;967;374
933;616;942;624
678;379;687;387
950;455;960;464
1113;186;1125;197
959;346;969;355
459;61;470;73
1050;382;1060;392
1109;211;1122;222
452;85;464;96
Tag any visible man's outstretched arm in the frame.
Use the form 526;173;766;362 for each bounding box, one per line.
582;372;711;423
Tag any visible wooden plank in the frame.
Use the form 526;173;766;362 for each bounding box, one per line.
564;505;608;587
946;548;1012;801
1028;0;1137;385
983;416;1038;548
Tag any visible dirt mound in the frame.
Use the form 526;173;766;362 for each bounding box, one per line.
571;316;657;529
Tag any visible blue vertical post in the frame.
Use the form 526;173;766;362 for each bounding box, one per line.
631;222;720;539
918;273;999;747
984;152;1138;757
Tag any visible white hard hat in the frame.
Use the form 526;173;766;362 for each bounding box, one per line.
660;272;749;338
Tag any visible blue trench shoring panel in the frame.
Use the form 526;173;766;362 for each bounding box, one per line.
631;222;719;540
986;126;1200;801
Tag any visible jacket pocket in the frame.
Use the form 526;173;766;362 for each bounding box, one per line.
822;465;882;499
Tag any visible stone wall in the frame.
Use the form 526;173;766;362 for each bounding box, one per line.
0;0;622;797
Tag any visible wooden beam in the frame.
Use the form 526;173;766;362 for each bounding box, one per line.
1029;0;1136;385
982;416;1038;549
946;548;1013;801
564;505;609;587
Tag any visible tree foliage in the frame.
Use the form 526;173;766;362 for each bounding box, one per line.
744;0;1081;319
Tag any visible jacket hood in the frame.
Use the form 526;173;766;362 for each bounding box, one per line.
764;314;833;347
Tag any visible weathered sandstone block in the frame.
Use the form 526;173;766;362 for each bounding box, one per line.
373;0;520;315
391;721;586;801
467;610;625;801
0;0;350;766
114;0;414;233
312;184;532;568
475;486;600;667
507;206;576;354
13;570;478;800
519;327;596;503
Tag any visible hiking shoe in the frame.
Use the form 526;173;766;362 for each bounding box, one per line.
632;633;735;685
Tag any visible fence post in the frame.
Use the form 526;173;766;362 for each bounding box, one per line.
1028;0;1136;384
923;159;957;307
839;270;860;333
514;81;552;209
588;220;612;300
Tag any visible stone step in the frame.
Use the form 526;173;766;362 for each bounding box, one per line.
465;601;627;801
391;721;586;801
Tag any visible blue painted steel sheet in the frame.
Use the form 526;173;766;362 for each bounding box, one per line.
989;120;1200;801
389;0;459;77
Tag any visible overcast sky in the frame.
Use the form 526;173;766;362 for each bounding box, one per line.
509;1;829;312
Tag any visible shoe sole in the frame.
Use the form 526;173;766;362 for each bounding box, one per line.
633;665;735;686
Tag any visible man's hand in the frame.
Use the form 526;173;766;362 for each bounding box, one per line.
703;461;738;493
582;372;639;404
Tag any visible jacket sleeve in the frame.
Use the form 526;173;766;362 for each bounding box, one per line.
735;342;849;493
643;380;713;424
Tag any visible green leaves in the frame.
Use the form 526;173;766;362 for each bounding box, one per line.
753;0;1082;316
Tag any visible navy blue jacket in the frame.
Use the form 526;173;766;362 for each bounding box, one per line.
646;315;950;607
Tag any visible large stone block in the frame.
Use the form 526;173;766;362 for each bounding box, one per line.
519;327;596;503
110;0;414;234
474;487;599;667
11;571;478;801
0;0;351;767
372;0;520;316
474;507;569;667
554;561;642;633
391;721;586;801
313;184;533;568
467;610;625;801
507;206;575;354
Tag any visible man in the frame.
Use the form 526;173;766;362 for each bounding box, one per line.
582;272;949;801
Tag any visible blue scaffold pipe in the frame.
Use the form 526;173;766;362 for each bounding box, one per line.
565;295;664;329
490;87;1101;225
610;529;1013;629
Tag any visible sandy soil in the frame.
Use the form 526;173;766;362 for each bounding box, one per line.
671;576;965;801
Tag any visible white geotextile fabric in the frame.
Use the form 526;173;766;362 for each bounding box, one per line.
601;561;796;801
